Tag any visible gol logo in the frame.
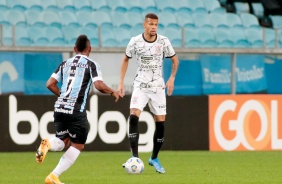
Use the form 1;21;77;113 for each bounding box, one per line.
209;95;282;151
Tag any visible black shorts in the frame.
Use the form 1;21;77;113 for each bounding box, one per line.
54;111;89;144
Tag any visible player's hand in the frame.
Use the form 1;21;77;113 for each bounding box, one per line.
165;77;175;96
111;91;121;102
118;84;125;97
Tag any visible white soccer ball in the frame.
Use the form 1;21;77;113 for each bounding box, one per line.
125;157;144;174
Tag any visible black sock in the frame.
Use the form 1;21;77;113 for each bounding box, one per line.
151;121;165;159
129;114;139;157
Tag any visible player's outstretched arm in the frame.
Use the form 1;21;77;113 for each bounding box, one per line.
94;80;120;102
46;77;60;96
118;55;130;97
165;55;179;96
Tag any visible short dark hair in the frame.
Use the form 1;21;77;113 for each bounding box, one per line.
145;13;158;20
75;35;90;52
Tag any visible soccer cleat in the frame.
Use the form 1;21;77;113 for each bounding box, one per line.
35;139;50;164
45;173;64;184
148;157;165;174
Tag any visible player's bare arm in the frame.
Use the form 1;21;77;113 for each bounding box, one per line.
46;77;60;96
94;80;120;102
118;55;130;97
166;55;179;96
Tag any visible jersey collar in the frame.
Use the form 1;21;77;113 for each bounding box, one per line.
142;33;157;43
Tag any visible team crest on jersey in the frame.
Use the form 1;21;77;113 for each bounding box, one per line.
155;45;162;55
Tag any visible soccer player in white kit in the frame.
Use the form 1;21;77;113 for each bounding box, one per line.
118;13;179;174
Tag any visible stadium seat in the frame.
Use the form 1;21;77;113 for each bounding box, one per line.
209;12;229;29
106;0;127;12
111;11;131;29
176;11;195;28
174;0;193;14
226;13;244;29
15;26;32;46
240;13;261;29
56;0;75;12
219;0;227;6
28;26;49;46
270;15;282;29
156;0;176;13
6;0;27;12
141;0;158;15
113;27;131;47
101;28;118;47
0;11;10;26
157;26;165;36
0;0;8;11
184;28;201;48
79;27;99;47
76;11;98;28
228;27;250;48
234;2;250;13
45;26;65;46
197;27;217;47
25;10;45;27
1;25;13;46
92;11;113;29
62;25;80;46
130;25;144;37
59;11;79;28
202;0;226;13
40;0;60;12
264;28;276;48
187;0;207;14
214;28;234;47
42;11;61;28
193;12;212;28
245;27;263;48
164;27;183;48
158;12;181;29
127;1;142;13
251;3;264;18
175;11;195;28
21;0;43;12
7;10;27;27
73;0;92;12
89;0;111;12
127;11;143;29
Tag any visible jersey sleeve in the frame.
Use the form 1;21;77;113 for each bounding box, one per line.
163;37;176;58
51;61;64;82
90;61;103;83
125;37;135;58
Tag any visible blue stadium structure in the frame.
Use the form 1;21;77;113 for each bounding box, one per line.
0;0;281;48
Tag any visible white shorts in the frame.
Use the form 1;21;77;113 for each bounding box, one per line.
130;88;166;115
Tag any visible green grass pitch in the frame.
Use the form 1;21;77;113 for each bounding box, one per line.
0;151;282;183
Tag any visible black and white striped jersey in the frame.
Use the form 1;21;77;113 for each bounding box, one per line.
51;54;103;114
126;33;175;93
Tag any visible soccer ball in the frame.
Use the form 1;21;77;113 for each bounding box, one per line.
124;157;144;174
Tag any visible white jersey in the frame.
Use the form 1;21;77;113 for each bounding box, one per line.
126;34;175;93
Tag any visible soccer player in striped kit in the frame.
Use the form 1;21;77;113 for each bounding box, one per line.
36;35;120;184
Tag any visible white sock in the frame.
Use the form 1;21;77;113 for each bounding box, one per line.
49;137;65;151
52;146;80;177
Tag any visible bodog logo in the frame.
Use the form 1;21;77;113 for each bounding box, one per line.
209;95;282;151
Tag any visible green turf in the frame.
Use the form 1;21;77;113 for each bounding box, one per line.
0;151;282;183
